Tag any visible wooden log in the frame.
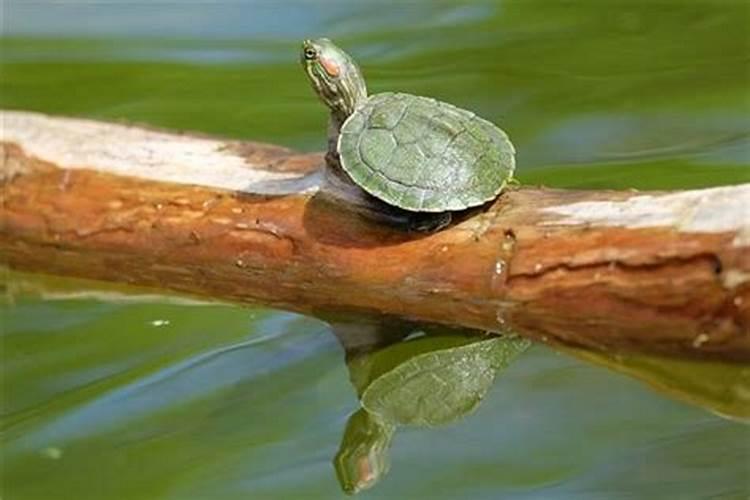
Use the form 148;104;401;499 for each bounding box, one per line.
2;110;749;360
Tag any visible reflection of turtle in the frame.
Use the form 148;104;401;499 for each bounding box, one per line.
301;38;516;230
333;331;530;494
334;408;395;495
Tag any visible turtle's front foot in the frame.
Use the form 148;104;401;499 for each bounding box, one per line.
362;204;452;232
407;212;452;233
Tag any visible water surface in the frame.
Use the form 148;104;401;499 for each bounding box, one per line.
1;1;749;498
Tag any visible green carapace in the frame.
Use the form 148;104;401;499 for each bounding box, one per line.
301;38;515;228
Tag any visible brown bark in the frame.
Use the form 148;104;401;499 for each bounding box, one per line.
1;113;748;360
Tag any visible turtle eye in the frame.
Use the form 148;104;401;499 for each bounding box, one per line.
304;47;317;60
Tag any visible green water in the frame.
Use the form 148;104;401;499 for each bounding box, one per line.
2;1;749;498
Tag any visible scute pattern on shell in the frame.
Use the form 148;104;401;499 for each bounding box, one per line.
338;92;515;212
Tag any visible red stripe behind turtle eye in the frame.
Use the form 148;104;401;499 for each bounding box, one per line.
320;57;340;77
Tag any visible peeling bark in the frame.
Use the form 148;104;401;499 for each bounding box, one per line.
1;111;748;360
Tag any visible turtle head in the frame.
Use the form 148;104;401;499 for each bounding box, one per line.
301;38;368;124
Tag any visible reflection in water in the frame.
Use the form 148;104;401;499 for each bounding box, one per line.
3;1;750;494
326;313;749;494
335;409;393;494
328;318;531;494
1;273;749;498
567;347;750;424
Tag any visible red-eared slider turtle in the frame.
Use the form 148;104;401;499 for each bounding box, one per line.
301;38;516;230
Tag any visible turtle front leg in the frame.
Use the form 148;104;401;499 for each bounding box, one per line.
346;201;452;232
407;211;453;232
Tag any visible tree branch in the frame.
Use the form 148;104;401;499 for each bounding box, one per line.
2;110;748;360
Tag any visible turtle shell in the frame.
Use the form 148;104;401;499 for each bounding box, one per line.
337;92;515;212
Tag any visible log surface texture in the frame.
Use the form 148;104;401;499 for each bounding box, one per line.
2;110;749;360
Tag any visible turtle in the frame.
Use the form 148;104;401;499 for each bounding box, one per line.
301;38;516;231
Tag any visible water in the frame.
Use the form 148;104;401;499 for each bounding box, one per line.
2;1;749;498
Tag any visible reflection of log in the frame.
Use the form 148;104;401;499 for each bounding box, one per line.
2;110;749;360
9;270;747;423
